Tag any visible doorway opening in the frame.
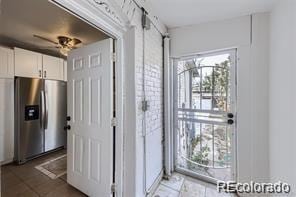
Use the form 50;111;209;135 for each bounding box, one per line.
0;0;117;196
173;49;237;184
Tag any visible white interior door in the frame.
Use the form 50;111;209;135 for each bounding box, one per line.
67;38;113;196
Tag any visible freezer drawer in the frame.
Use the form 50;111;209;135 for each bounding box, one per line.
44;80;67;152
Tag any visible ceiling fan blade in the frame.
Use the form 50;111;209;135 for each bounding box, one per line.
70;45;79;49
38;46;60;49
71;38;82;46
33;35;58;45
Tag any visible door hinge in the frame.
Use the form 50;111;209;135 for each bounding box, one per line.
112;52;116;62
111;183;117;193
111;117;117;127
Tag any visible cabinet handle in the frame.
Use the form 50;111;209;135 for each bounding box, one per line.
44;70;47;78
39;70;42;77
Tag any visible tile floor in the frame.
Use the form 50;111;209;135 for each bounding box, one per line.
1;149;86;197
2;150;235;197
35;154;67;179
152;173;235;197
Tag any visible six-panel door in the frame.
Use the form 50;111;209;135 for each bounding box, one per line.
67;38;113;196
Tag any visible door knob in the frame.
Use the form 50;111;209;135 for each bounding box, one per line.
227;113;234;118
227;119;234;125
64;125;71;130
66;116;71;121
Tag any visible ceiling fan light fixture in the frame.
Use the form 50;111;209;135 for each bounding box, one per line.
34;34;81;56
59;46;70;56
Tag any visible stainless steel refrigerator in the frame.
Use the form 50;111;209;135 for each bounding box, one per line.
15;77;67;164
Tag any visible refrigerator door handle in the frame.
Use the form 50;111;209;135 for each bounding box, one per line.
44;90;49;129
40;90;45;129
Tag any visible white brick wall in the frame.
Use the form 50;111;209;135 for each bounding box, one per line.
132;8;164;197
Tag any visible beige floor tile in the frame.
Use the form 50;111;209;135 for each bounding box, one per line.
153;184;180;197
0;150;84;197
18;189;39;197
180;180;206;197
45;183;87;197
24;172;51;188
31;154;58;166
15;168;42;180
205;187;232;197
1;165;12;175
33;177;66;196
1;170;22;190
183;175;211;187
37;155;67;177
1;182;30;197
60;174;67;182
7;162;35;172
152;173;239;197
161;173;185;192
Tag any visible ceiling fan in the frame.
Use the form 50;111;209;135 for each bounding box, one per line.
33;35;82;56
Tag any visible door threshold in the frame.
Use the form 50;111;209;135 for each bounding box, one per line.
175;167;218;185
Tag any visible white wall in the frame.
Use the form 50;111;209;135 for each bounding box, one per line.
169;14;270;184
0;46;14;164
0;79;14;164
134;9;164;196
269;0;296;194
123;26;137;197
170;16;250;58
249;13;270;183
142;24;164;192
123;7;164;197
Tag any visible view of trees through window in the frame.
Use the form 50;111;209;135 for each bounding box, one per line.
176;52;234;182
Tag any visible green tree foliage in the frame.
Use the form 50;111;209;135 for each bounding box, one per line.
191;145;210;166
190;57;230;169
202;58;230;111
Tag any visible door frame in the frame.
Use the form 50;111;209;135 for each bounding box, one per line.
171;48;238;184
49;0;126;196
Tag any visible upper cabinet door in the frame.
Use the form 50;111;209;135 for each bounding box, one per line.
63;60;67;81
0;47;14;79
43;55;64;81
14;48;42;78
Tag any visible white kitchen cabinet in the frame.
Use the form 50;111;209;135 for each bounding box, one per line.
14;48;64;80
14;48;43;78
63;60;67;81
0;79;14;164
0;47;14;78
43;54;64;81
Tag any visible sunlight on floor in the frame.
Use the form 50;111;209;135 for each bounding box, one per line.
152;173;234;197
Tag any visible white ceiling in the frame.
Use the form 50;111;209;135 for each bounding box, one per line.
148;0;278;28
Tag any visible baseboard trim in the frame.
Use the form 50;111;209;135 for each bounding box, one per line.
147;170;164;197
1;158;14;166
